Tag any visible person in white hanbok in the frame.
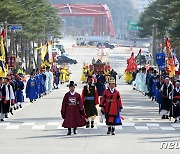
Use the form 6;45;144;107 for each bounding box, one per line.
48;69;54;92
140;67;148;94
45;67;50;93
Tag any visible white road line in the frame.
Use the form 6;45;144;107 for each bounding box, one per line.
171;123;180;128
32;125;45;130
57;126;66;129
22;122;35;126
161;127;175;131
146;123;160;127
122;123;135;127
135;126;149;130
47;122;60;126
116;126;123;130
0;122;10;126
6;125;20;129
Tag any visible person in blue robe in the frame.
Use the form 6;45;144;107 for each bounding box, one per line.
151;70;158;101
55;68;60;89
155;76;163;113
146;68;154;98
26;73;38;103
41;70;46;95
15;75;24;108
34;69;41;98
95;71;106;96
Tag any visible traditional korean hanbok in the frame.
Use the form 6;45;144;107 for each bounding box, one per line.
26;77;38;101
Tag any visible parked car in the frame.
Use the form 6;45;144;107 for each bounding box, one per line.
96;42;115;49
57;54;77;65
55;44;65;54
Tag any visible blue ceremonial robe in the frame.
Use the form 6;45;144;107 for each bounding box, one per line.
26;78;38;100
95;74;106;96
35;74;41;95
16;80;24;102
41;73;46;94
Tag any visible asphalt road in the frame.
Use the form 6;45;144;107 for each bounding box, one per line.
0;44;179;154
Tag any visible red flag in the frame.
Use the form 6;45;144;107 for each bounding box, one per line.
1;29;6;38
165;37;171;57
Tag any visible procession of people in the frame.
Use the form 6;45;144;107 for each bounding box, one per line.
131;67;180;123
0;64;71;121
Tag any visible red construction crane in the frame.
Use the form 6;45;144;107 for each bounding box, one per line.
52;4;115;37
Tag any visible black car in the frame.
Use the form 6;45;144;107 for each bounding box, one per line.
96;42;115;49
57;55;77;65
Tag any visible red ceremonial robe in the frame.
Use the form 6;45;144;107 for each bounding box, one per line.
61;91;87;128
100;88;123;125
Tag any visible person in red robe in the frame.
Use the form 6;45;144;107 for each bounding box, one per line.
81;76;99;128
61;81;87;135
100;77;123;135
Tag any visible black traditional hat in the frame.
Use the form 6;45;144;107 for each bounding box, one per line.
67;81;77;87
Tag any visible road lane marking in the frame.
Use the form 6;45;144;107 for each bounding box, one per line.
0;122;10;126
135;126;149;130
47;122;60;126
22;122;35;126
122;123;135;127
171;123;180;128
161;127;175;131
32;125;45;130
146;123;160;127
6;125;20;129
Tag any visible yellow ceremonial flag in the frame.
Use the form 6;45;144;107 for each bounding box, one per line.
41;45;48;61
0;37;7;77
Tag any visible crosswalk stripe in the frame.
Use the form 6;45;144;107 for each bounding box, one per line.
57;126;66;129
135;126;149;130
47;122;60;126
0;123;10;126
161;127;175;131
146;123;160;127
122;123;135;127
32;125;45;130
171;123;180;128
22;122;35;126
6;125;20;129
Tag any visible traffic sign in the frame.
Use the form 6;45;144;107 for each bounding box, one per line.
128;21;143;31
9;25;22;31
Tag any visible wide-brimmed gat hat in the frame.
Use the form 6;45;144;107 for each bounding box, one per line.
109;77;115;84
67;81;77;87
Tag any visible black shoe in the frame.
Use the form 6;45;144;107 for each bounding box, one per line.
107;127;111;135
73;128;77;135
19;104;22;108
161;115;166;119
67;128;71;135
91;121;94;128
16;106;19;110
165;115;169;119
5;115;8;118
10;108;13;115
174;119;178;123
86;121;90;128
111;127;115;135
14;107;16;110
1;119;4;121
